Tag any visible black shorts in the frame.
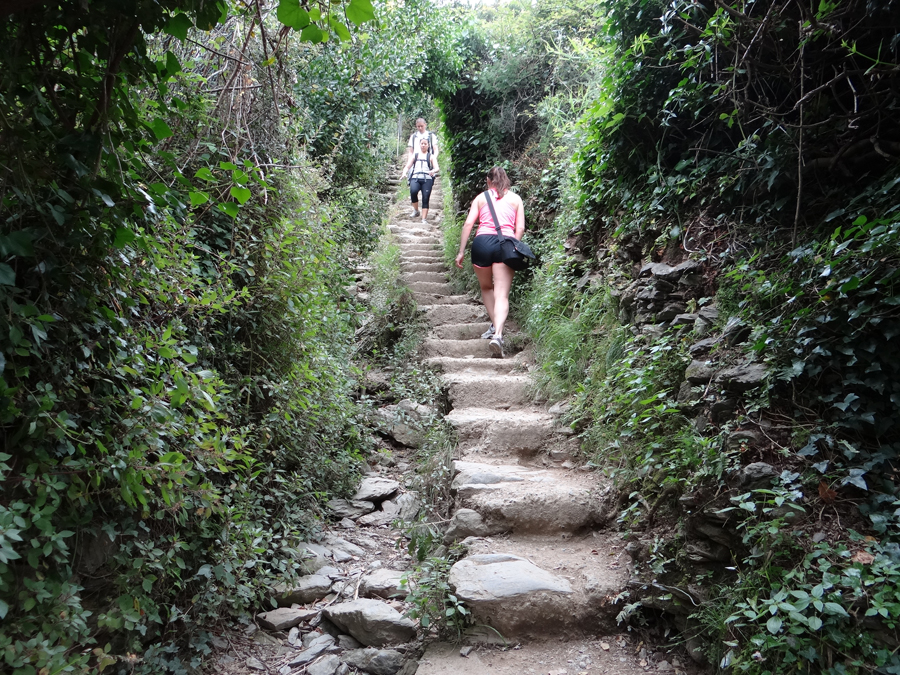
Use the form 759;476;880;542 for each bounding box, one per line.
471;234;510;268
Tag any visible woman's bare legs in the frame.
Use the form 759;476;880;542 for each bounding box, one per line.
421;207;429;221
474;265;495;326
490;263;514;338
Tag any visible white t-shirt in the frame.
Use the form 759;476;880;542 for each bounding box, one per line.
408;130;438;155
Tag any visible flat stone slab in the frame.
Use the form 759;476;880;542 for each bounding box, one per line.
444;373;532;409
324;599;416;647
402;271;447;283
451;461;604;533
408;281;454;295
420;304;485;326
450;553;572;600
353;477;400;502
257;607;318;631
429;322;492;340
273;574;332;606
327;499;376;518
425;356;518;374
446;407;554;455
412;293;470;305
421;339;493;358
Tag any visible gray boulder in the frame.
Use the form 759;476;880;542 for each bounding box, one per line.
353;477;400;503
449;554;573;602
342;648;404;675
357;499;400;528
395;492;421;522
273;575;332;606
360;569;408;599
685;360;716;384
716;362;767;392
257;607;317;631
327;499;376;519
443;509;500;543
737;462;777;487
308;655;342;675
324;599;416;647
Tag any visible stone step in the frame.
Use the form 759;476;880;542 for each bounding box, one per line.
402;271;447;284
407;281;454;295
418;634;645;675
445;407;555;455
430;322;489;340
397;236;441;245
401;258;443;267
436;532;628;642
425;356;521;375
400;246;440;254
448;461;607;534
444;372;531;408
400;262;446;273
422;339;494;359
412;294;470;306
420;304;486;326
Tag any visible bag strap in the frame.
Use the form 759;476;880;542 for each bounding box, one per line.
483;190;508;242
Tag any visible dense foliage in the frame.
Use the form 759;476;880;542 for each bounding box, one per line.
435;0;900;672
0;0;454;672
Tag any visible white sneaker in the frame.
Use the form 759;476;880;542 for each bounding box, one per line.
480;324;495;339
489;336;505;358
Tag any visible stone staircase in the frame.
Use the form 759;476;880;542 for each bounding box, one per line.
388;176;679;674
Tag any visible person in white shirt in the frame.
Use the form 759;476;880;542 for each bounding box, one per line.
406;118;438;162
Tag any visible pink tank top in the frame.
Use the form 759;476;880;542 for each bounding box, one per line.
476;190;517;237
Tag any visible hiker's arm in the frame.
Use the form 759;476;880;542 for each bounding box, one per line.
455;197;481;268
400;153;414;177
515;198;525;240
431;155;440;175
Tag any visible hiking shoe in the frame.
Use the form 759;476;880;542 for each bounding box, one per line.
410;209;420;218
489;336;505;358
480;324;495;339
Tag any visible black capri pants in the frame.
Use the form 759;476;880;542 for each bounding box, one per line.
410;177;434;209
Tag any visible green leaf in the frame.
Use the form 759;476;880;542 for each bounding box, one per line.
309;7;321;20
0;230;34;257
277;0;310;29
158;346;176;359
195;167;215;181
346;0;375;25
165;51;182;77
165;14;193;40
329;17;351;41
0;263;15;286
147;118;173;140
218;203;239;218
301;24;325;43
219;161;239;171
114;228;136;248
807;615;823;630
766;615;783;634
823;602;849;616
189;191;210;206
230;187;251;204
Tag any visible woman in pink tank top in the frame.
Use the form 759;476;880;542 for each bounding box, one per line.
454;167;525;358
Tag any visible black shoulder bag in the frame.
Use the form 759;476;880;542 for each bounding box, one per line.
483;190;535;272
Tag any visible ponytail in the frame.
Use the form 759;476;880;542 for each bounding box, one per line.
486;166;511;194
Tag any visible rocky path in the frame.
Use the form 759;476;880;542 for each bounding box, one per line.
394;178;694;675
213;172;698;675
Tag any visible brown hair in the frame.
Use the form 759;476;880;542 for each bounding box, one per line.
486;166;511;194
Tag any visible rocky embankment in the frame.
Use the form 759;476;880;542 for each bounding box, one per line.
212;174;703;675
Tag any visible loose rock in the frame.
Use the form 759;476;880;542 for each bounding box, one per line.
324;599;416;647
273;575;332;606
360;569;409;599
342;648;404;675
327;499;376;519
257;607;317;631
308;654;342;675
353;477;400;503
